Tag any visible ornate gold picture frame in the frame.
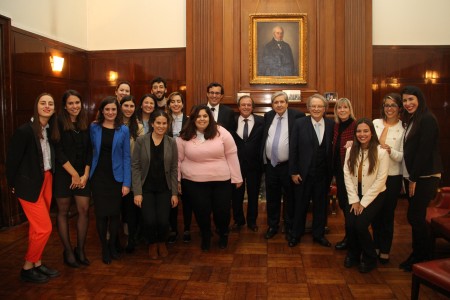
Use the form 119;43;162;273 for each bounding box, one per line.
249;13;308;85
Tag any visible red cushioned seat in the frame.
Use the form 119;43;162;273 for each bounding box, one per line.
431;215;450;241
426;207;450;223
411;259;450;300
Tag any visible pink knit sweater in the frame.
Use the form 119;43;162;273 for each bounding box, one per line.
177;126;243;183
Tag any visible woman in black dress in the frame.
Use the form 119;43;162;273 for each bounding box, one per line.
90;96;131;264
54;90;92;267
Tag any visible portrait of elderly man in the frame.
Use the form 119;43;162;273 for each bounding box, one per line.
258;25;297;76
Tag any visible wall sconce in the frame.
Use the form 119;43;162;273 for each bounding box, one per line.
425;70;439;84
49;55;64;72
386;77;400;89
108;71;118;82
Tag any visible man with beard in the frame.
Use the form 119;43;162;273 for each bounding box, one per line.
151;77;168;109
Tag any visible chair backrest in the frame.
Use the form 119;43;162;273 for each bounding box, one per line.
435;187;450;209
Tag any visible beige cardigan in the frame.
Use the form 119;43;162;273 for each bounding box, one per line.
343;145;389;208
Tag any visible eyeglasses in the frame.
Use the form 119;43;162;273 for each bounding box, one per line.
208;92;222;96
309;105;325;110
383;104;398;108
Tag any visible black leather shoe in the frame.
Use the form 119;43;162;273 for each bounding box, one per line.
20;268;49;283
313;237;331;247
399;253;416;269
35;264;60;278
63;251;80;268
358;261;376;273
378;256;390;265
335;238;348;250
201;237;211;252
265;227;278;239
167;233;178;244
183;231;191;243
219;235;228;249
288;237;300;247
344;256;359;268
247;224;259;232
102;246;111;265
74;247;90;266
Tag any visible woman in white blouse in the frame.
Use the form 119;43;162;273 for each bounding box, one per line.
343;118;389;273
372;93;405;265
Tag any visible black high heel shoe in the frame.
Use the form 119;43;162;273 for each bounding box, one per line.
63;250;80;268
74;247;90;266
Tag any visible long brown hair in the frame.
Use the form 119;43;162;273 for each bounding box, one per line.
32;93;60;142
95;96;122;129
120;95;139;140
59;90;88;131
179;105;218;141
347;118;379;175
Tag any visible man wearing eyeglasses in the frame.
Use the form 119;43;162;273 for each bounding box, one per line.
288;94;334;248
206;82;235;132
262;91;304;240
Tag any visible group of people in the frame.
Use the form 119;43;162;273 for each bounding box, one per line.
6;79;442;284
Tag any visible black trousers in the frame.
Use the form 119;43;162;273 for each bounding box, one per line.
123;191;140;238
169;191;193;234
347;192;385;264
292;172;328;239
404;177;440;260
182;179;231;238
141;190;171;244
372;175;402;254
232;167;262;227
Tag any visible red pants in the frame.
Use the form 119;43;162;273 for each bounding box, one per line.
18;171;53;263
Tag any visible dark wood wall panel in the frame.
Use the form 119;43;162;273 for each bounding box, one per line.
186;0;372;115
87;48;186;119
372;46;450;186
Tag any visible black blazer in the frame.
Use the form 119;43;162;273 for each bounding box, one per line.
6;123;55;202
404;111;443;182
261;108;305;164
232;114;264;172
289;116;334;185
168;113;188;138
216;104;236;133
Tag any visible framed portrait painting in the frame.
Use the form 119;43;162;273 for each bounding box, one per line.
249;13;307;85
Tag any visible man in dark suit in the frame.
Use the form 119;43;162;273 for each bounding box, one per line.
231;95;264;232
288;94;334;247
262;91;305;239
206;82;235;132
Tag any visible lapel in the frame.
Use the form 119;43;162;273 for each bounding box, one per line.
144;134;151;163
112;126;119;155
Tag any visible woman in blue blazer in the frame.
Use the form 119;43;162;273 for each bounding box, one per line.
90;96;131;264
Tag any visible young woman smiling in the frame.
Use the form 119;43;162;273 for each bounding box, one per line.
343;118;389;273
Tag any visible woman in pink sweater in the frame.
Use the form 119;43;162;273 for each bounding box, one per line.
177;105;242;251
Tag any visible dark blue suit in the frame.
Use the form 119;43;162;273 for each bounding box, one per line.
289;116;334;239
262;108;305;232
231;114;264;227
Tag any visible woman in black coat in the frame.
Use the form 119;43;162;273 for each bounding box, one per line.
399;86;443;272
6;93;60;283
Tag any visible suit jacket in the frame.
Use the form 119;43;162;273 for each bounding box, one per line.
89;123;131;187
261;108;305;164
403;111;443;181
216;104;236;133
168;113;188;138
232;114;264;172
131;134;178;196
289;116;334;186
6;122;55;202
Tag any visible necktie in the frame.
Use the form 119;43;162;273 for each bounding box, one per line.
210;107;216;121
314;122;322;144
271;116;282;167
243;119;249;140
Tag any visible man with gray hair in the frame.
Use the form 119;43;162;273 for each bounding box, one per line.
261;91;304;239
259;25;296;76
288;94;334;247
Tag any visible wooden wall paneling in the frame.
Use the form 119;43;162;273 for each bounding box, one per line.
344;0;372;119
317;0;336;93
70;53;88;82
0;15;17;227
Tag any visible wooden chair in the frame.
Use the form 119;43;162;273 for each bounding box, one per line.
411;258;450;300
